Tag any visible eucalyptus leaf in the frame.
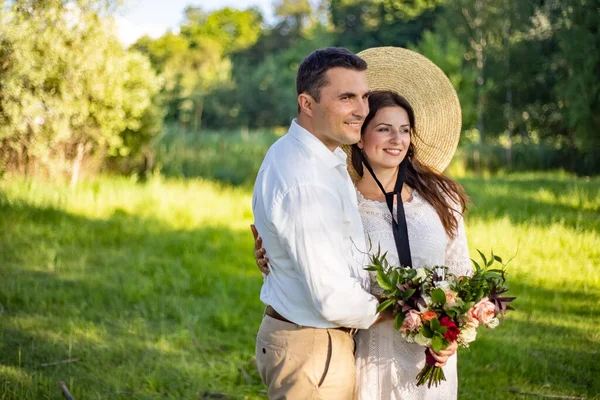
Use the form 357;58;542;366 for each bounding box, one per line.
484;272;503;280
394;313;405;331
471;258;481;273
391;270;399;288
431;288;446;304
377;298;396;313
403;288;416;300
477;249;488;267
422;324;434;338
431;335;444;353
376;272;393;291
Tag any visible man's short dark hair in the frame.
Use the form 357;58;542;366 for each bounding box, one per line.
296;47;368;103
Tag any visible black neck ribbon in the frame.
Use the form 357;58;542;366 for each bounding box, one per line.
361;155;413;268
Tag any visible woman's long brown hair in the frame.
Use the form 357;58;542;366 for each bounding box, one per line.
351;90;469;238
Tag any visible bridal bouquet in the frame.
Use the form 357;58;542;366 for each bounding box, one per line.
366;247;515;388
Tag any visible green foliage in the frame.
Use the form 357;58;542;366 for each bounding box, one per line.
454;142;600;176
2;0;599;178
329;0;446;51
133;6;263;130
181;6;263;54
410;30;478;131
0;0;160;178
153;125;280;186
551;0;600;149
431;288;446;305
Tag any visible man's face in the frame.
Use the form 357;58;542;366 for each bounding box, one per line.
311;67;370;150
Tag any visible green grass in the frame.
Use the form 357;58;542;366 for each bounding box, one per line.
0;173;599;399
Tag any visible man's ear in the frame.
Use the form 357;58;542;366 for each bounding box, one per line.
357;139;364;149
298;93;315;117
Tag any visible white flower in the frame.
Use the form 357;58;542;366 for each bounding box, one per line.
485;317;500;329
458;326;477;344
414;268;427;282
414;331;432;347
422;294;432;306
417;301;429;312
403;334;415;343
436;280;451;291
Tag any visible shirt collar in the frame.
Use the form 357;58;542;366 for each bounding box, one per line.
288;119;348;170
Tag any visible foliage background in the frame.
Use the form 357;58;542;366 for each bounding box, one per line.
1;0;599;179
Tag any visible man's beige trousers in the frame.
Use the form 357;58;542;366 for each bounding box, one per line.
256;315;356;399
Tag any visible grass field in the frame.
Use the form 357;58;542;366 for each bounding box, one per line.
1;172;599;399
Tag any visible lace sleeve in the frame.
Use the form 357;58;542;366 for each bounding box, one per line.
445;206;472;277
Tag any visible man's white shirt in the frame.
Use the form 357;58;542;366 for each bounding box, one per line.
252;120;379;329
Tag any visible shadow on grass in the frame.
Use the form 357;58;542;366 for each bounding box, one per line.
460;177;600;233
459;280;599;399
0;199;266;399
1;183;598;399
459;317;598;399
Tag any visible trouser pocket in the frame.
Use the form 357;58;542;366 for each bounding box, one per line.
256;337;286;386
317;330;332;388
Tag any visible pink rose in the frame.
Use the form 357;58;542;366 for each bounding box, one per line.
471;297;496;325
466;307;479;328
400;310;422;334
445;291;459;307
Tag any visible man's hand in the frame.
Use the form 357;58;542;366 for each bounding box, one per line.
251;224;270;275
372;307;395;325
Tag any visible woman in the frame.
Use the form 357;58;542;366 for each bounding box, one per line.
254;47;471;399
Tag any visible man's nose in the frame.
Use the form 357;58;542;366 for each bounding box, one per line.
354;97;369;119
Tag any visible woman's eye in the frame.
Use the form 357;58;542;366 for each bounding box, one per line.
378;128;389;132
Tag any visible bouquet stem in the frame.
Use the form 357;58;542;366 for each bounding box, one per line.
416;350;446;388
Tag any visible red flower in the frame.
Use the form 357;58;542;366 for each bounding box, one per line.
439;316;460;342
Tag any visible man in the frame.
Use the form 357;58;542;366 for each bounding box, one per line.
252;47;381;399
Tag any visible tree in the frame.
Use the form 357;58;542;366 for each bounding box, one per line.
0;0;161;182
411;30;478;132
328;0;446;51
181;6;263;54
274;0;313;35
551;0;600;154
133;6;263;130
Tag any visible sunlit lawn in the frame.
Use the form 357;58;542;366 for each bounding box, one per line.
0;172;598;399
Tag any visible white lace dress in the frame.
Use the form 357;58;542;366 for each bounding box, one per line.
354;189;472;400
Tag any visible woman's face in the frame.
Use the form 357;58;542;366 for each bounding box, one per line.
358;106;411;171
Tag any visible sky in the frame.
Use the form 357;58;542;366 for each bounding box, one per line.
116;0;275;45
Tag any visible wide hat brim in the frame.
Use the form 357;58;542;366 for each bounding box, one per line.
343;47;462;180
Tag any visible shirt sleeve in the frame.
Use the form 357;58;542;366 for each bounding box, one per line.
270;183;379;329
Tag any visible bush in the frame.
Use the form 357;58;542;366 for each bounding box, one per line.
153;125;280;186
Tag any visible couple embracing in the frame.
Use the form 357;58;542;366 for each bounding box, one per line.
251;46;471;399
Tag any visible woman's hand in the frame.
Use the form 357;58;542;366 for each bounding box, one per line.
429;341;458;367
251;224;270;275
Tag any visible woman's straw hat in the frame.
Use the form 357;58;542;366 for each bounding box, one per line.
344;47;462;178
